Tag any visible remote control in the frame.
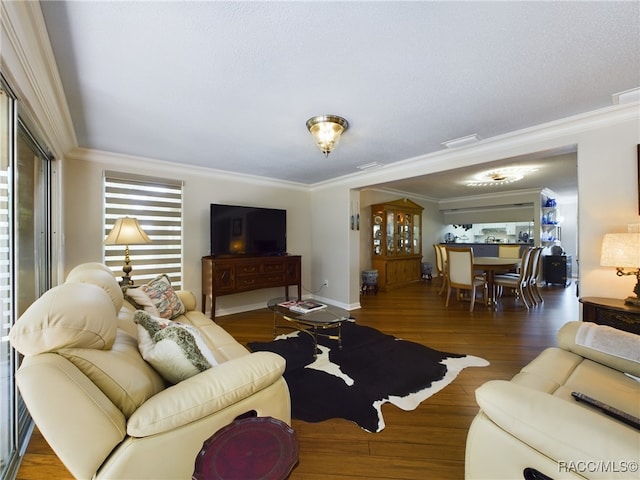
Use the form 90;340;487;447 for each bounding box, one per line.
571;392;640;430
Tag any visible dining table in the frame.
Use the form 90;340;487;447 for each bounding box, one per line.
473;256;521;308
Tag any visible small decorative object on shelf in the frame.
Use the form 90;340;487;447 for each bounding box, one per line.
540;189;561;246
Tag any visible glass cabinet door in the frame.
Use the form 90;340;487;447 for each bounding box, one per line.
386;212;395;255
372;223;382;255
413;213;421;254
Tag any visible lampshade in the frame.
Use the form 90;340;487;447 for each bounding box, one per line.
105;217;152;245
306;115;349;157
600;233;640;267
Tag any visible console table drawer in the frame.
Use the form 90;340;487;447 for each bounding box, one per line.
237;261;287;276
236;273;287;290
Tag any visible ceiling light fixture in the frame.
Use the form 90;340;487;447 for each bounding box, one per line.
306;115;349;158
467;166;538;187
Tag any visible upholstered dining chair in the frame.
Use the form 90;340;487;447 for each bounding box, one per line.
495;247;533;308
444;246;487;312
497;244;521;274
526;247;545;305
433;244;448;295
498;244;521;258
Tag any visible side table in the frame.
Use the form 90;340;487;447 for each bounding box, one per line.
193;416;299;480
544;255;572;287
579;297;640;335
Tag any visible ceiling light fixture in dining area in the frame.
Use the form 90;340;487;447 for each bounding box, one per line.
306;115;349;158
466;166;539;187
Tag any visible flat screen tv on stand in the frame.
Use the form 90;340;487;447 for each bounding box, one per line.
210;204;287;257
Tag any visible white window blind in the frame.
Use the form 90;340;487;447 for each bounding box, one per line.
104;172;183;287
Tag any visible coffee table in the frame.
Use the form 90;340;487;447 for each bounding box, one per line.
267;297;352;357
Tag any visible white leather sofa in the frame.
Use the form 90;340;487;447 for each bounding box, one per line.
465;321;640;479
9;263;290;479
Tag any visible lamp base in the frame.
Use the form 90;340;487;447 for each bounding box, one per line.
624;296;640;307
119;275;133;287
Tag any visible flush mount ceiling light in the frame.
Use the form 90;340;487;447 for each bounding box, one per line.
306;115;349;158
466;166;538;187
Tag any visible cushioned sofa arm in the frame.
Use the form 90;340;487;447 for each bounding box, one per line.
558;321;640;377
127;351;286;437
476;380;639;480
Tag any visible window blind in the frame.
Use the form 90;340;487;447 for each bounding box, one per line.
103;172;183;287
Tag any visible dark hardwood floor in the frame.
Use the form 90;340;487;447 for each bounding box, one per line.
16;279;579;480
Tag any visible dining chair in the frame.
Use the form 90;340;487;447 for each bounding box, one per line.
433;244;448;295
444;246;487;312
498;244;521;258
433;243;447;295
527;246;545;305
494;247;533;308
498;244;521;274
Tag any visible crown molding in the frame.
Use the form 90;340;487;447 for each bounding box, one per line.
68;147;310;191
1;0;76;159
315;101;639;192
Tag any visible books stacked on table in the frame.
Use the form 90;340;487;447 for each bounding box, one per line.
278;299;327;314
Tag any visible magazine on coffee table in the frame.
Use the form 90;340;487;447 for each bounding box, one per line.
280;300;327;314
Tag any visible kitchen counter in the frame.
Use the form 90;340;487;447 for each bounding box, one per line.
440;243;531;257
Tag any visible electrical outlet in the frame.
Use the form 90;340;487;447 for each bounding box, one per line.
322;279;329;287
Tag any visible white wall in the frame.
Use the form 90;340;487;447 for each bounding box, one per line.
63;149;312;315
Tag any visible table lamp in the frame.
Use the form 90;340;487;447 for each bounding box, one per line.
104;216;151;285
600;232;640;306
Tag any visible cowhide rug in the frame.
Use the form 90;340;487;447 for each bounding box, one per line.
248;321;488;432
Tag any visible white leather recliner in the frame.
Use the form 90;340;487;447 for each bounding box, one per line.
10;263;291;479
465;321;640;479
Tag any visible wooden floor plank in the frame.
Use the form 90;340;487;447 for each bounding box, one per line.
16;280;578;479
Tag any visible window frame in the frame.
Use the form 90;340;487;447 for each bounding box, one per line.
103;171;184;287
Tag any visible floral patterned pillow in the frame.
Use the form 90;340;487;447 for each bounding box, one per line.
134;310;217;384
125;274;186;319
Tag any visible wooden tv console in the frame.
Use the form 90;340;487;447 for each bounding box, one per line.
201;255;301;319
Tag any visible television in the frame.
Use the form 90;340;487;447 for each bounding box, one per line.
210;204;287;257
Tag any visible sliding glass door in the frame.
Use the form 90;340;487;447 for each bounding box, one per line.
0;81;53;480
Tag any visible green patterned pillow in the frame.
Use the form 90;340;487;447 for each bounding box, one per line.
134;310;218;383
125;274;186;319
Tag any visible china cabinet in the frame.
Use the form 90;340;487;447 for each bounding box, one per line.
371;198;423;291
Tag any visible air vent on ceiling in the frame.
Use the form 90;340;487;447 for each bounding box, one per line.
441;134;482;149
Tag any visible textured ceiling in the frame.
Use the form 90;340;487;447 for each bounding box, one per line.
40;1;638;195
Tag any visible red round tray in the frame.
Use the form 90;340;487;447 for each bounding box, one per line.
193;416;299;480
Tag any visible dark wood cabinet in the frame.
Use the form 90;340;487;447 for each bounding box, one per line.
371;199;423;291
543;255;572;287
202;255;301;318
579;297;640;335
